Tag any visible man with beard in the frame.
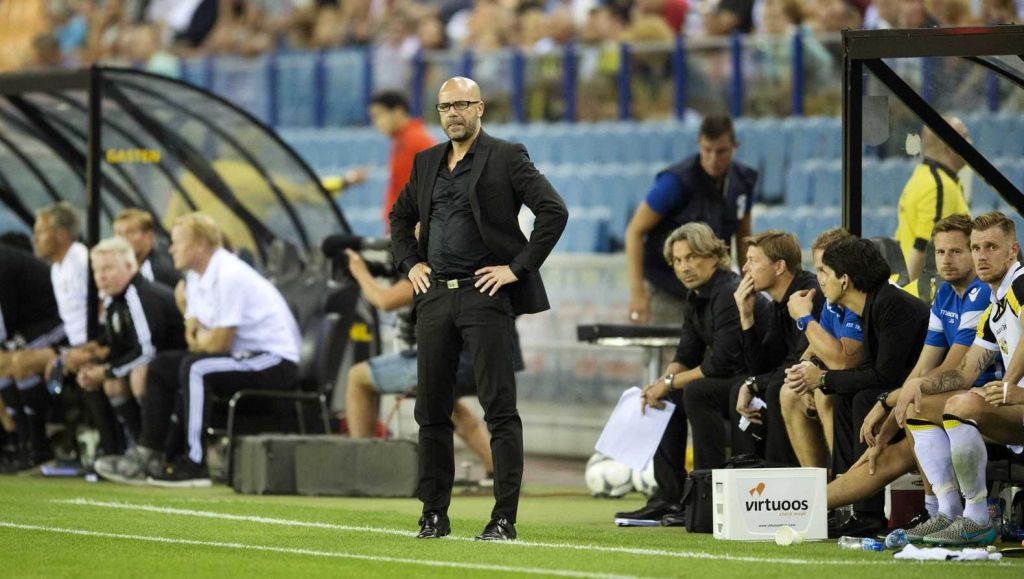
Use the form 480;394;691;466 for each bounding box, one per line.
390;77;568;541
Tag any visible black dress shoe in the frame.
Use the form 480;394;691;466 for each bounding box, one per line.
416;512;451;539
660;511;687;527
475;517;516;541
614;500;682;523
828;512;887;538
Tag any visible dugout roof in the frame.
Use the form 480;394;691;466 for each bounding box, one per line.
842;25;1024;234
0;65;350;263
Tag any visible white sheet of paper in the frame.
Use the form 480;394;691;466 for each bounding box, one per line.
594;386;676;471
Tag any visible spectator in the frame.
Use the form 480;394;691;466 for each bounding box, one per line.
614;222;757;526
863;0;900;29
898;0;940;27
625;114;757;326
705;0;756;34
895;116;971;282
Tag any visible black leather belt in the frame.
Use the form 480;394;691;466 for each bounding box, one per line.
432;275;480;290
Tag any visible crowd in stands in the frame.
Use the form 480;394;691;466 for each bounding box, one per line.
2;0;1022;74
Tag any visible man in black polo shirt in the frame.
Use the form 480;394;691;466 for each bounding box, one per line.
788;238;930;536
614;222;759;525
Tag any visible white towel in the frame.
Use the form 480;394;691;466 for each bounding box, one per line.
893;543;1003;561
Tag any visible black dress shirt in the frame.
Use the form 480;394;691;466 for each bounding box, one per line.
427;141;499;278
741;269;824;377
673;268;767;378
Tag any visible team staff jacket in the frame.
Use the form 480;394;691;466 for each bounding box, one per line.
643;156;758;298
741;270;824;376
821;283;930;395
102;273;186;378
673;268;767;378
0;245;62;344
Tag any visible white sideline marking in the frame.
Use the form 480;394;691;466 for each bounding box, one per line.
0;521;637;579
55;498;1010;567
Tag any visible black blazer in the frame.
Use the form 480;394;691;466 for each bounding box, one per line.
389;130;569;315
823;282;930;395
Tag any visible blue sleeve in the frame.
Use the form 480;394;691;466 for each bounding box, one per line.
925;329;949;348
818;306;840;338
645;173;686;216
955;289;990;346
840;310;864;342
925;300;949;348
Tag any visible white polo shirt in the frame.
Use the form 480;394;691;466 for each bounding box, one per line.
185;248;300;363
51;241;89;346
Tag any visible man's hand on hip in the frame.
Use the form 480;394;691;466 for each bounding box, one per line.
475;265;518;296
409;262;432;294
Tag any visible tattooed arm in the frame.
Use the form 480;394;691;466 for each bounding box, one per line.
920;346;998;395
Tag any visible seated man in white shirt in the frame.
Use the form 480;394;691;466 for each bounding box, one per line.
98;212;301;487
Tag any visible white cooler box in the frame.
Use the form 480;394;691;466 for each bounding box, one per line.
712;467;827;541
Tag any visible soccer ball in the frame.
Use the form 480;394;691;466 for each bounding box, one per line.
631;462;658;499
585;453;634;498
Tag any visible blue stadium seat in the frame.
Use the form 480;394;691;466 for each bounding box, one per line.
323;49;368;127
275;54;317;128
211;56;271;124
556;206;611;253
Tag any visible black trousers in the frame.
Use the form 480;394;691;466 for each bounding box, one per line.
140;350;297;465
414;284;521;522
650;385;690;505
729;374;799;466
833;388;887;515
684;375;750;471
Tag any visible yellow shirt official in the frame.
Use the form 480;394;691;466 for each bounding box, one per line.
894;160;968;263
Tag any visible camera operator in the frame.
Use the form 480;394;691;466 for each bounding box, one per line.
341;246;515;483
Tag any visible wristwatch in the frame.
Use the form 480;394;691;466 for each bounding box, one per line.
818;369;831;393
877;392;893;412
743;376;761;396
664;373;675;390
796;314;815;331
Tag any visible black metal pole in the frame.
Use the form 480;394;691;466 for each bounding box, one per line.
85;66;101;341
842;56;863;237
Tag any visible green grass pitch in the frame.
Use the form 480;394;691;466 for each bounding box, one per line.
1;476;1021;578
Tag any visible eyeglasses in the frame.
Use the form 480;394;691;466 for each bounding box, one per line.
435;100;480;112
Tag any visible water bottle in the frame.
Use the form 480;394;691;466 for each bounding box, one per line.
46;357;64;396
837;536;862;549
988;498;1004;536
838;536;885;551
884;528;909;549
